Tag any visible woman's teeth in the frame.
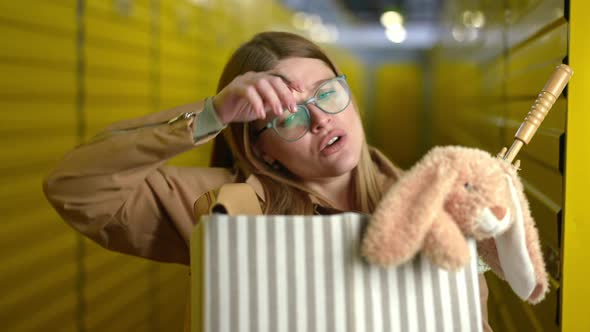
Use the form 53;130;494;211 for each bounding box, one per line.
327;136;340;146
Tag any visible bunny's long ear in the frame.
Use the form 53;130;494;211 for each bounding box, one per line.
481;173;548;304
362;149;457;266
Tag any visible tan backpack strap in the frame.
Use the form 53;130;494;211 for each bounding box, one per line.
194;183;262;220
211;183;262;215
194;190;216;222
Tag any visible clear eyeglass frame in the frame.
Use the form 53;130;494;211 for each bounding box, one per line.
254;75;350;142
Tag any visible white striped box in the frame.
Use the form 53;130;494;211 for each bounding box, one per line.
190;213;482;332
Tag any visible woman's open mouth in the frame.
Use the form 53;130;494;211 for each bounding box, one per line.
321;133;347;156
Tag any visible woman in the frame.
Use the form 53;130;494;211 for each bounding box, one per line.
43;31;491;330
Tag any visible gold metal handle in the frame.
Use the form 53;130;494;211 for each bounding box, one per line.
499;64;573;164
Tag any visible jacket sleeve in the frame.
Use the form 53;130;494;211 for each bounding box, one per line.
43;100;235;265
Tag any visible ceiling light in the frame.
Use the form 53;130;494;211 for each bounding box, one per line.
452;26;466;42
385;26;406;43
292;12;313;30
462;10;485;28
471;11;485;28
380;11;403;29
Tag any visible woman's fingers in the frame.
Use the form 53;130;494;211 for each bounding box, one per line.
255;79;284;117
268;76;297;113
242;85;265;119
255;75;299;116
288;79;305;93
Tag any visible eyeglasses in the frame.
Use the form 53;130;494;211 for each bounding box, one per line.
254;75;351;142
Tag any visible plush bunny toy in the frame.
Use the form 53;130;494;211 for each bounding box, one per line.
361;146;548;304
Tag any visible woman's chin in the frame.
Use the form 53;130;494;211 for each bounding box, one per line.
284;148;361;180
324;148;361;175
313;158;360;179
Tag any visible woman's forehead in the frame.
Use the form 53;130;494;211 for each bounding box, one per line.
271;57;335;91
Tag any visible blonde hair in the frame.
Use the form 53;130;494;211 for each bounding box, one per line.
211;31;388;215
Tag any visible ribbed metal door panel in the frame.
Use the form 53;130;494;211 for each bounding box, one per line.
0;1;78;331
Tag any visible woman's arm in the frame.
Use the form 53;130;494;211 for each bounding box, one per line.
43;100;235;265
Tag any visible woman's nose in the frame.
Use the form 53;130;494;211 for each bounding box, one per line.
308;104;332;133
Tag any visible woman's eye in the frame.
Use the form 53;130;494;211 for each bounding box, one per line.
464;182;478;192
279;114;297;127
318;90;336;100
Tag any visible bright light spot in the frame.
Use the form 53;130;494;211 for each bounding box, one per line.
380;11;403;29
292;12;313;30
385;26;406;43
291;12;307;30
310;24;330;43
452;26;466;42
308;23;337;43
463;10;486;28
452;25;479;42
293;12;338;43
471;11;485;28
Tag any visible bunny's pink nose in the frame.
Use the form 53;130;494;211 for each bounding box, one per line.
490;206;507;220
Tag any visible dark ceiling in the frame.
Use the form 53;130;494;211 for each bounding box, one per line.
280;0;443;50
337;0;442;24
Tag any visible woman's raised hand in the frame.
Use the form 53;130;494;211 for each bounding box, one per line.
212;71;303;124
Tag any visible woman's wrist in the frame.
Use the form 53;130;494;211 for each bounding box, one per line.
193;97;227;141
211;96;227;125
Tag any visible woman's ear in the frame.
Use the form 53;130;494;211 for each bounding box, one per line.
362;148;458;266
248;138;269;167
249;136;262;157
250;142;282;171
261;154;276;165
479;173;548;304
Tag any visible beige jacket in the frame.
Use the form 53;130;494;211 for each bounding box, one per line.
43;102;492;331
